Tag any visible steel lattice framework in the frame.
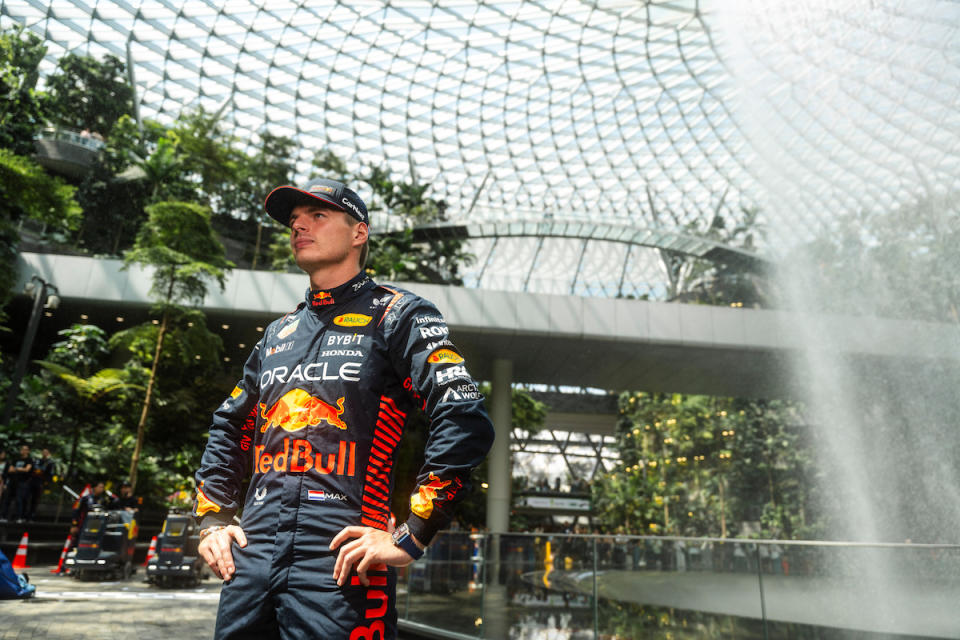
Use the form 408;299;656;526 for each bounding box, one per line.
3;0;959;297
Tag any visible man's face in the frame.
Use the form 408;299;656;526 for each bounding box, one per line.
42;448;50;458
92;483;105;496
289;203;364;273
19;446;29;458
121;486;132;497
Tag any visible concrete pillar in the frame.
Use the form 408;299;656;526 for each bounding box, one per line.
486;358;512;534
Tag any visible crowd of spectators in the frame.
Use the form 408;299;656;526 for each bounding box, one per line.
516;475;591;495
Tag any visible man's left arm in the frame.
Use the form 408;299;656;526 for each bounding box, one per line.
331;295;494;585
389;298;495;547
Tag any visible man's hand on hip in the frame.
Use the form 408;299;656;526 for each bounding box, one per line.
198;525;247;581
330;525;421;587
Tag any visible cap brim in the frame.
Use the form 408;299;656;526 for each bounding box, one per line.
264;186;346;226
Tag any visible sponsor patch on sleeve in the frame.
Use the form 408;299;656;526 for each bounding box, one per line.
230;386;243;399
427;348;464;364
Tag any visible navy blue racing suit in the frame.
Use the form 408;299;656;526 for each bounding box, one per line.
194;272;494;639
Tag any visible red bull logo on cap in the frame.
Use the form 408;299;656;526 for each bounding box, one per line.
259;389;348;432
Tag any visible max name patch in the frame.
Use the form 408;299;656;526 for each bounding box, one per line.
307;489;346;501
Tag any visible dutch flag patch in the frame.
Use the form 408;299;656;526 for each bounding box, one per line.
307;490;326;501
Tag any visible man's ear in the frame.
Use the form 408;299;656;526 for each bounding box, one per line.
353;222;369;246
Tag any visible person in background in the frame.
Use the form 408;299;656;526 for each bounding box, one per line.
0;451;8;517
112;481;141;513
26;447;56;521
71;480;110;536
1;445;35;522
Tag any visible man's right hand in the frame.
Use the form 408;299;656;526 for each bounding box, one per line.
198;525;247;580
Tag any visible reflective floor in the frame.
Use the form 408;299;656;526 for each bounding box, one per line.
397;533;960;639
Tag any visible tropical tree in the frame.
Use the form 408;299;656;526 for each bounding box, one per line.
169;108;244;212
0;148;81;315
219;131;296;268
594;391;817;539
0;25;48;156
122;201;232;489
44;52;134;137
109;305;228;501
74;115;189;255
10;325;142;495
363;165;473;284
36;361;143;489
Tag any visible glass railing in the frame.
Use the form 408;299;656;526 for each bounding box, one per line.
36;127;106;151
396;532;960;639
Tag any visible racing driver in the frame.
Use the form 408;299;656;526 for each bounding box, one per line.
193;177;494;639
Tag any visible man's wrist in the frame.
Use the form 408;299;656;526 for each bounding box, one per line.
392;523;425;560
198;525;226;542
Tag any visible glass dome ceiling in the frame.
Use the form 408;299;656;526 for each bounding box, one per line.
3;0;958;297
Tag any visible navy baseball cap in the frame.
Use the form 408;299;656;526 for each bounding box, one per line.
264;178;369;226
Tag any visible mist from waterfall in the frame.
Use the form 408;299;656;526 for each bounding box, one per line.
713;0;960;545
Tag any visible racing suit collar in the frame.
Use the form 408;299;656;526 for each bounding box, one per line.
305;272;374;309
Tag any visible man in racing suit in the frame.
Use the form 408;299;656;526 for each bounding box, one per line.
194;177;494;640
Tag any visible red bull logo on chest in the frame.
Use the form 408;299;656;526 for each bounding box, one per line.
255;438;356;477
259;389;347;432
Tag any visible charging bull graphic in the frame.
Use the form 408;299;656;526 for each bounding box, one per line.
259;389;348;432
195;485;222;517
409;473;454;519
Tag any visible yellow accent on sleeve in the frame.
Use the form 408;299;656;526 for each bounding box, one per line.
195;488;222;517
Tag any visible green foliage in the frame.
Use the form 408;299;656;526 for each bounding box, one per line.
594;391;817;539
110;308;223;372
122;199;232;488
0;25;48;156
784;194;960;323
73;115;164;255
168;109;244;210
132;137;188;203
11;324;145;487
0;147;82;232
363;165;473;284
219;132;296;268
125;201;232;305
44;52;134;137
223;132;296;221
0;148;81;312
37;361;141;403
44;324;110;376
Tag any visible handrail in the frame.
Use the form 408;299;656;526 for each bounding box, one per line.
476;530;960;549
36;127;105;151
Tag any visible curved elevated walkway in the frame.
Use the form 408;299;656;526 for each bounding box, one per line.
16;252;960;399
